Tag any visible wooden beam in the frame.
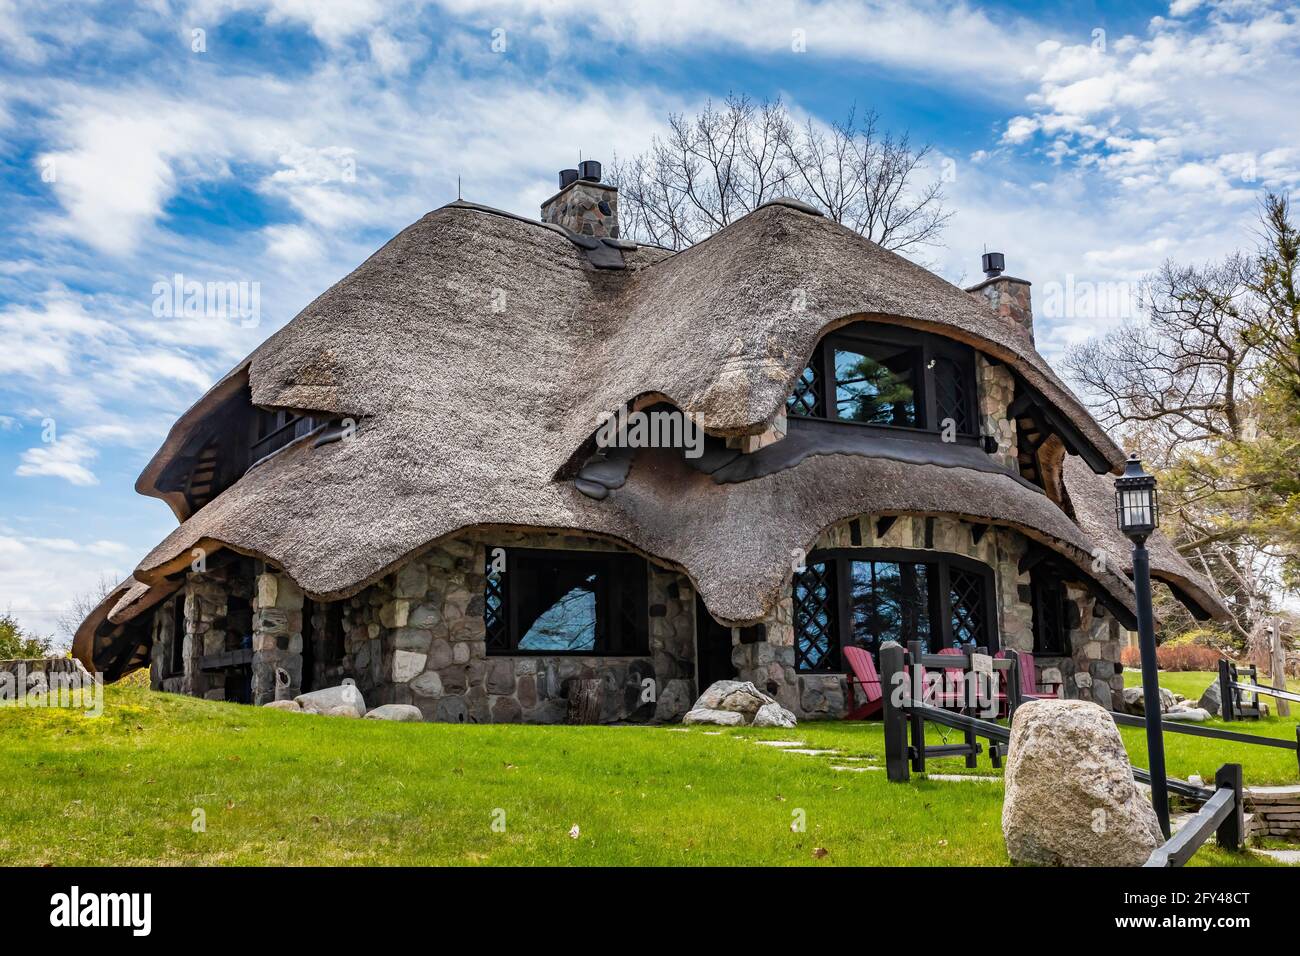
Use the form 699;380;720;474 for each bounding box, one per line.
875;515;897;539
970;523;988;545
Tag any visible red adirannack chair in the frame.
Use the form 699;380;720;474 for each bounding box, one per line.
931;646;969;710
842;645;884;720
995;649;1062;712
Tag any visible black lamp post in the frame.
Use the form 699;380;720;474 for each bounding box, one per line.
1115;452;1170;839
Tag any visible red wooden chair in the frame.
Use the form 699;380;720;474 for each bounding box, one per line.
995;649;1062;707
930;646;968;709
842;645;884;720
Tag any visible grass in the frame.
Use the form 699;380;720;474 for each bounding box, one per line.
0;679;1288;866
1118;669;1300;787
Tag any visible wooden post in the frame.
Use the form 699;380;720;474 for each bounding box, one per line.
907;641;926;773
963;645;978;768
1214;763;1244;852
1218;658;1235;722
881;642;909;782
1270;618;1291;717
565;678;604;724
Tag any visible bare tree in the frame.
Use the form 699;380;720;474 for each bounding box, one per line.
1062;209;1298;645
56;573;118;649
609;96;949;253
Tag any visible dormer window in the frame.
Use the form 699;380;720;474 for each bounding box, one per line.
787;325;976;438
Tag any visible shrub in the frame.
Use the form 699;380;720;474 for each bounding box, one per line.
1121;643;1223;671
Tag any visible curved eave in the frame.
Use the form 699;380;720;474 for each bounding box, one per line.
135;364;251;521
98;440;1139;641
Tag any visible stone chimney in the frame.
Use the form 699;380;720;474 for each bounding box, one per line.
540;160;619;238
965;252;1034;342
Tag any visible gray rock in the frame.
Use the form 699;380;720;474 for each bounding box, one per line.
654;678;694;722
364;704;424;722
1002;700;1163;866
263;699;302;712
1197;679;1222;716
324;704;362;718
410;670;444;698
682;707;746;726
1164;707;1210;722
752;702;798;728
692;679;774;719
296;681;366;717
1121;685;1176;715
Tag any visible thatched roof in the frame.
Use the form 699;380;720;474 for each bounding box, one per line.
76;198;1212;671
1062;455;1228;622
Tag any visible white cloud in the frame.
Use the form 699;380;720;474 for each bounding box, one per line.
14;432;99;485
0;532;128;644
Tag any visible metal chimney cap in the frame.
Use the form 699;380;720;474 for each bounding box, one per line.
559;168;579;189
981;252;1006;278
578;159;602;183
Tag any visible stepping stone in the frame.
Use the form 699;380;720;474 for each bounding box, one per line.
830;765;883;772
754;740;806;748
925;774;1001;783
782;748;840;756
1253;848;1300;865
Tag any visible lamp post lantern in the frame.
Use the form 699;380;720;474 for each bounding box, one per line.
1115;452;1170;838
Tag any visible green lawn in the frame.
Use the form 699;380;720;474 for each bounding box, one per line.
0;680;1287;866
1119;669;1300;787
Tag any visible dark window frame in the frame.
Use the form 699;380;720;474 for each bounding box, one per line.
483;546;649;657
793;547;999;674
787;325;979;440
1030;564;1071;656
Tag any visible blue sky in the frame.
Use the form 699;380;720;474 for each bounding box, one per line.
1;0;1297;641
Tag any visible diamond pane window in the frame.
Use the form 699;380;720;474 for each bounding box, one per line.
484;551;508;653
933;356;973;435
794;562;838;672
947;565;987;647
792;549;995;673
787;363;823;417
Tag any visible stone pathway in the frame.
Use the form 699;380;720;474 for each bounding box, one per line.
1253;848;1300;865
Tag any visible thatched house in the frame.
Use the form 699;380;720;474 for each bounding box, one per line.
74;163;1227;722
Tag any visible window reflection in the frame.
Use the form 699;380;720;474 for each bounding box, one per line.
833;346;918;427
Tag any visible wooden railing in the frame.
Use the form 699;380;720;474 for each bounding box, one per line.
249;415;316;466
1220;658;1300;721
1144;764;1243;867
1109;708;1300;775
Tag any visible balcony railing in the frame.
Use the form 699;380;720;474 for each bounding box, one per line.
249;415;316;466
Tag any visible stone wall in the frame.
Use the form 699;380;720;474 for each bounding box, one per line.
977;355;1018;472
251;569;304;704
323;529;696;723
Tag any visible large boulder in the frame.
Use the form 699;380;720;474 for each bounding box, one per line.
683;708;746;727
1197;679;1222;717
1002;700;1163;867
686;680;794;726
263;699;302;713
1121;685;1177;716
295;680;367;717
694;679;774;713
364;704;424;722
